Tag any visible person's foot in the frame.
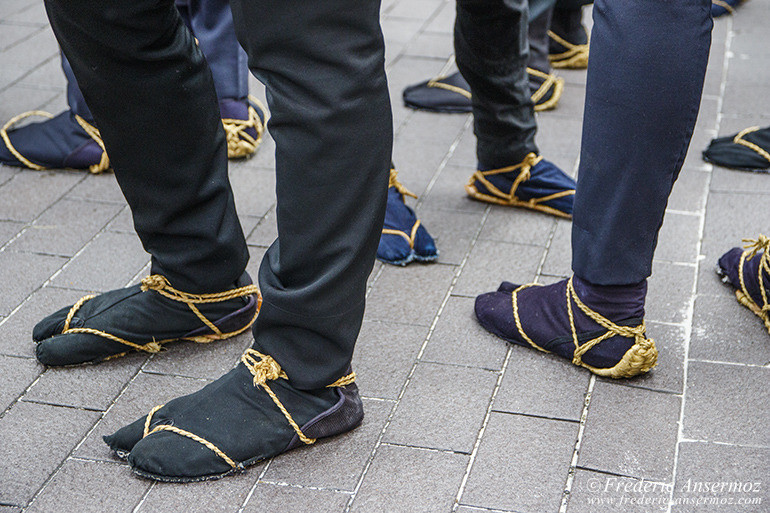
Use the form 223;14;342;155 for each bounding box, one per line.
548;7;589;69
0;110;107;172
220;96;268;159
103;348;363;482
475;276;657;378
711;0;744;17
33;273;260;366
702;126;770;172
377;168;438;265
465;153;576;218
717;235;770;335
402;68;564;114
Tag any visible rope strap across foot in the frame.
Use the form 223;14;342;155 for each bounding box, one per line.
60;274;261;354
511;277;657;378
222;95;268;159
737;235;770;333
732;126;770;165
712;0;738;14
382;169;421;248
468;152;575;217
0;111;110;173
142;348;357;470
548;31;589;69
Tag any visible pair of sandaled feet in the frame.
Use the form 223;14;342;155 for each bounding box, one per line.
474;235;770;378
32;236;769;480
0;97;268;172
379;154;577;265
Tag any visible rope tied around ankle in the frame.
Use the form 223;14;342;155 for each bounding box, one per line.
222;95;268;159
732;127;770;165
56;275;260;357
548;30;589;69
388;169;417;199
737;235;770;332
0;111;109;173
140;348;357;470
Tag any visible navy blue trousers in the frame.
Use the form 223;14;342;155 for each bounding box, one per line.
61;0;248;121
457;0;711;285
44;0;392;389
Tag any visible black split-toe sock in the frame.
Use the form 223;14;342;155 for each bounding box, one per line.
33;272;260;366
717;235;770;335
104;349;363;482
475;275;658;378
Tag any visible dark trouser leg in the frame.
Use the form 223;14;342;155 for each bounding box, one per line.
455;0;538;168
44;0;248;293
527;4;554;74
182;0;248;100
229;0;392;389
61;52;92;121
571;0;711;285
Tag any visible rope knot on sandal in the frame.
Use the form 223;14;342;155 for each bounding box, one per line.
242;348;287;385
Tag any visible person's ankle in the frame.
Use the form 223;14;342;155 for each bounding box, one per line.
572;274;646;321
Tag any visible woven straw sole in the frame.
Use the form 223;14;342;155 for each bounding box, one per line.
465;183;573;219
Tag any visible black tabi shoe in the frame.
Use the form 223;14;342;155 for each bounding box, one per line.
717;235;770;335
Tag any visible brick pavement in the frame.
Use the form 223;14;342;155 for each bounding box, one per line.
1;1;769;512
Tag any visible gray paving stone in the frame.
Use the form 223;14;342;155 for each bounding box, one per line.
462;412;577;512
264;399;391;491
246;205;277;247
668;167;709;213
536;117;583;169
682;361;770;446
567;470;670;513
8;199;121;257
624;321;687;395
391;132;455;195
52;231;149;292
243;484;350;513
711;166;770;194
420;164;488;214
453;240;544;298
104;206;134;233
229;164;275;219
387;0;443;20
0;220;23;247
671;442;769;513
26;459;147;513
25;352;145;410
424;1;455;33
655;212;701;263
404;31;453;59
445;129;478;168
364;263;456;326
66;173;126;204
381;16;424;45
689;294;770;366
478;206;556;247
350;444;468;513
352;320;428;400
0;354;40;412
0;401;99;505
142;332;252;380
74;372;210;461
421;296;508;371
140;469;261;513
646;262;696;325
579;381;680;481
494;345;589;421
416;208;484;265
0;286;86;358
384;361;497;453
0;506;21;513
542;218;572;277
0;250;66;317
0;171;82;222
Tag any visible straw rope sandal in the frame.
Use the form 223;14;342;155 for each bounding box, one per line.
0;110;110;173
104;348;363;482
378;168;438;265
33;273;260;366
717;235;770;335
548;30;589;69
465;153;576;218
402;56;564;113
703;126;770;172
221;95;268;159
475;276;658;379
711;0;746;17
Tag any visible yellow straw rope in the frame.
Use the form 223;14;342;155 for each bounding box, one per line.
732;126;770;165
736;235;770;334
222;95;268;159
73;115;110;173
389;169;417;199
466;152;575;218
548;31;590;69
58;275;261;355
509;277;657;378
712;0;735;13
140;348;357;470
